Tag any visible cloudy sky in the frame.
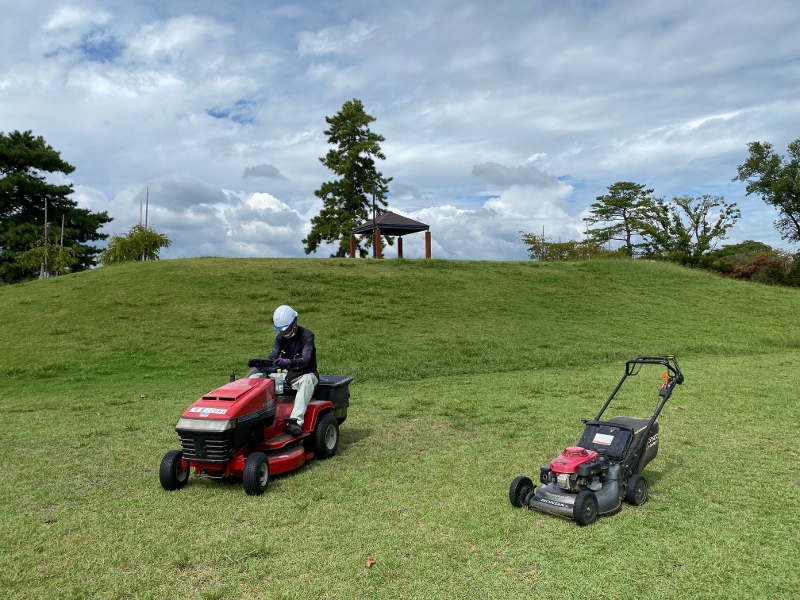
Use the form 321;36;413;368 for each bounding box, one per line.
2;0;799;260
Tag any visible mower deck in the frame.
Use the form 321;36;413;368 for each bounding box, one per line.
263;442;309;475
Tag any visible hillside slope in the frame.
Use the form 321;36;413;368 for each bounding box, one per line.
1;257;797;392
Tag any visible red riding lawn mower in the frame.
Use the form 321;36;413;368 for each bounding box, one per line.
509;356;684;526
159;359;352;495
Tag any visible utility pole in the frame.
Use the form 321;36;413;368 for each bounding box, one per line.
372;181;377;258
142;187;149;261
41;199;48;278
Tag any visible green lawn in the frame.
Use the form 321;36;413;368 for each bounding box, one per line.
1;258;798;599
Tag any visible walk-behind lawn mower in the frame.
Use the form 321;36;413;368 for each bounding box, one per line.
159;359;352;496
509;356;684;526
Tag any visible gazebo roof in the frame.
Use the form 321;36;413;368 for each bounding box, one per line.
351;211;429;237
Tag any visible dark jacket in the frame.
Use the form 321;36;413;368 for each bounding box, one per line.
267;326;318;380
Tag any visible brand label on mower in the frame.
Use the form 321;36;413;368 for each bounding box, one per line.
190;407;228;415
593;433;614;446
647;433;658;448
538;497;567;508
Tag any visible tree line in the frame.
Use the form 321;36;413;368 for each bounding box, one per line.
0;131;170;284
3;108;798;284
522;138;800;286
0;99;388;284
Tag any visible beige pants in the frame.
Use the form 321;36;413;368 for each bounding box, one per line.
289;373;318;427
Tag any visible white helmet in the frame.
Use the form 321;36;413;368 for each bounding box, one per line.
273;305;298;332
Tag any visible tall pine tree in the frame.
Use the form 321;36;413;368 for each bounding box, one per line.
0;130;111;283
584;181;654;256
303;99;392;257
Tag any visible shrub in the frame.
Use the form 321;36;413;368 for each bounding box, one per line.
520;232;625;261
99;224;171;266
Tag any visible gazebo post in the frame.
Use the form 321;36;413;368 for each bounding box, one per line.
398;237;403;258
375;228;382;259
350;235;356;258
425;231;432;259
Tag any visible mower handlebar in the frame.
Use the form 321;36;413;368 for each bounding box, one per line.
626;355;683;384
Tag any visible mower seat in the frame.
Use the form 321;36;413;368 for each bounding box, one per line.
273;376;352;425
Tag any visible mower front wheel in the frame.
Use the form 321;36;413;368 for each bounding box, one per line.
625;474;649;506
509;476;534;508
573;490;599;526
243;452;270;496
159;450;189;491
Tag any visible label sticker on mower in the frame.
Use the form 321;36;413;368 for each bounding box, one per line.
593;433;614;446
190;407;228;415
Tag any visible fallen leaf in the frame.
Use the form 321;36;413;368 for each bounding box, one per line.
366;557;376;569
140;394;147;398
96;412;100;416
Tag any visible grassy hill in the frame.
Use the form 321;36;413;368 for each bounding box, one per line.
1;258;798;599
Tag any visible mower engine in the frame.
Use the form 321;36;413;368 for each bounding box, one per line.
541;446;610;492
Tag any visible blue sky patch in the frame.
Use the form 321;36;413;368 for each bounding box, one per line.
205;100;256;125
79;30;125;63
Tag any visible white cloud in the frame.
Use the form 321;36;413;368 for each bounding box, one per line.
472;162;560;188
2;0;798;262
377;176;581;260
44;5;111;31
243;164;285;179
125;16;231;62
297;20;378;56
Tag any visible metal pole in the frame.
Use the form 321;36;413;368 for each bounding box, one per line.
43;199;48;277
372;182;376;259
143;187;149;261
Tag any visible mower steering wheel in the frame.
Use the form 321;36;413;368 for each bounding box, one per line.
247;358;278;373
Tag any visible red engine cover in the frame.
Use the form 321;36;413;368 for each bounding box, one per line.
181;378;275;421
550;446;598;474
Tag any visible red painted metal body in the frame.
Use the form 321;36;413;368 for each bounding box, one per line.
549;446;599;474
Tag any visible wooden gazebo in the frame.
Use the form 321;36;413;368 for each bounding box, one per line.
350;211;431;259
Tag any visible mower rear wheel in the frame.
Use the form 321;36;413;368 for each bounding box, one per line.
159;450;189;491
243;452;270;496
573;490;599;526
308;412;339;459
509;476;534;508
625;474;649;506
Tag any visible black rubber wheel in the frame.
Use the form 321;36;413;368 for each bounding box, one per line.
159;450;189;491
242;452;270;496
308;412;339;459
509;476;535;508
625;474;649;506
573;490;599;526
